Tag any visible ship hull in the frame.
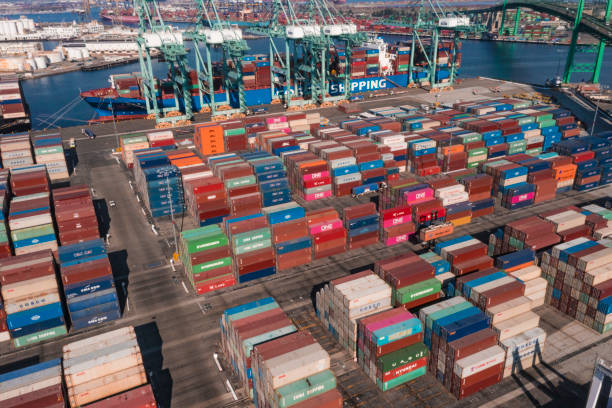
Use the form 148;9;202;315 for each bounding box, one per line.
83;74;412;121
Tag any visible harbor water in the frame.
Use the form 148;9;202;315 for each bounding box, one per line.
21;37;612;130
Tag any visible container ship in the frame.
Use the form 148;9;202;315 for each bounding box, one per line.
80;36;460;123
0;75;31;134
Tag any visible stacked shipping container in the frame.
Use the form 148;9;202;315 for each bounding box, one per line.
0;133;32;169
53;185;99;245
58;239;120;331
0;251;67;347
9;191;58;255
62;326;149;407
0;359;65;407
31;133;69;182
178;225;235;295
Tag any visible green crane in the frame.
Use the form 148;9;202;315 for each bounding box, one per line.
134;0;192;124
188;0;249;118
382;0;485;90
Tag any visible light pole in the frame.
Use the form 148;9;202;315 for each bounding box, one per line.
591;101;600;137
166;172;178;256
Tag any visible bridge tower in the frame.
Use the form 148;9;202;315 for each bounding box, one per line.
562;0;586;83
592;0;612;83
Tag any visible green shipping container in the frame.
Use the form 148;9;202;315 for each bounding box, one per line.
122;135;148;144
467;161;483;169
275;369;336;407
224;127;246;137
526;147;543;156
377;366;427;391
11;224;55;242
460;133;482;144
192;257;233;274
225;175;256;189
394;278;441;306
516;116;535;125
376;342;428;373
0;230;8;242
234;238;272;255
467;147;488;157
14;325;67;348
35;146;63;155
232;228;271;247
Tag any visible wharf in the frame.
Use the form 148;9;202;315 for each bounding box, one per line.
1;77;610;408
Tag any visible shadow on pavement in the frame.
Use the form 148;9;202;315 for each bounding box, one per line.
108;249;129;314
135;322;173;408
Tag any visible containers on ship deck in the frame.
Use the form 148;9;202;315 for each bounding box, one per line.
0;358;65;407
0;251;67;347
178;225;235;295
58;239;121;331
52;184;100;245
62;326;150;407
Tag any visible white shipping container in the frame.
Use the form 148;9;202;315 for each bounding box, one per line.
510;265;541;282
4;291;60;314
493;311;540;341
523;278;547;297
470;276;518;304
577;248;612;272
486;296;534;325
526;291;545;307
146;130;173;142
68;366;147;407
0;331;10;343
453;345;505;378
63;326;136;358
0;375;61;402
64;338;139;370
9;213;53;230
435;185;465;197
65;351;142;387
500;327;546;355
1;149;31;159
266;344;330;389
1;274;57;301
0;140;30;151
36;153;66;162
585;263;612;286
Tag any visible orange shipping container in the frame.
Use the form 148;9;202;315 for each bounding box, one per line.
441;144;465;155
195;123;224;155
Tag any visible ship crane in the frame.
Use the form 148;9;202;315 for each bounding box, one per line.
189;0;249;118
134;0;193;125
381;0;484;90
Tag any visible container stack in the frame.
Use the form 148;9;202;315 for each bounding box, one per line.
120;133;150;168
488;216;561;256
0;359;65;407
220;297;298;399
263;202;311;271
307;207;346;259
10;164;49;196
542;238;612;334
9;192;58;255
183;175;230;227
0;251;67;347
434;235;493;277
58;239;121;331
178;225;234;295
375;251;442;309
419;297;503;399
541;207;591;242
379;205;415;246
544;155;577;193
226;213;275;283
146;130;175;150
133;151;184;218
194;123;224;156
31;133;69;183
434;183;471;227
52;185;99;245
0;175;11;258
343;203;379;250
251;330;340;408
408;137;440;176
316;271;392;357
242;152;292;208
357;308;428;391
0;133;33;169
62;326;149;407
285;152;331;201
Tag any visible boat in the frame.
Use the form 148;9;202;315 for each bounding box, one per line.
80;37;461;123
100;9;140;25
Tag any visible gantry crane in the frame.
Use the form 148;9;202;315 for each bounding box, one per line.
382;0;484;90
188;0;249;118
134;0;192;124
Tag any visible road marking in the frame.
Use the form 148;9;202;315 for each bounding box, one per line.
126;299;130;312
226;379;237;401
141;208;146;216
182;281;188;294
170;259;176;272
213;353;223;371
136;195;141;202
